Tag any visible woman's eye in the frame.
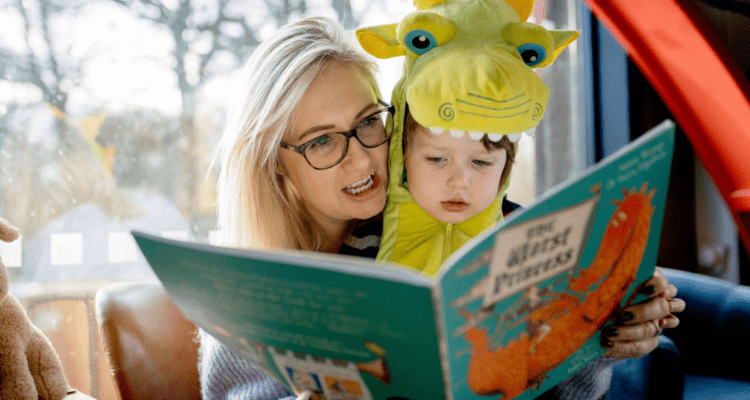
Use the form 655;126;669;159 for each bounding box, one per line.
473;159;493;167
405;29;438;55
309;135;332;149
426;156;444;163
360;114;380;127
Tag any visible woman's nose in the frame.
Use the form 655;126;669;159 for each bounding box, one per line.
341;137;371;169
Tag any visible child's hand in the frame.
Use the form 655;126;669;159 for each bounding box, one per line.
600;267;686;359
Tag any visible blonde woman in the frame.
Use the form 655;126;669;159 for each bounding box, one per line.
201;16;684;400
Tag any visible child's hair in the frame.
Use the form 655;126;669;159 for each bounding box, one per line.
403;106;516;190
211;16;379;251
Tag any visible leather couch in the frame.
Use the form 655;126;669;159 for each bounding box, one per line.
608;268;750;399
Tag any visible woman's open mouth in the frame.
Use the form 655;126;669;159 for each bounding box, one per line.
344;173;376;195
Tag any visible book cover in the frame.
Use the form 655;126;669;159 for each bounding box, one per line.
134;120;675;400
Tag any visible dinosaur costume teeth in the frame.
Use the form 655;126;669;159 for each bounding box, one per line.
428;128;525;143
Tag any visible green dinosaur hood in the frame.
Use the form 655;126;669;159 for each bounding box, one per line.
356;0;578;275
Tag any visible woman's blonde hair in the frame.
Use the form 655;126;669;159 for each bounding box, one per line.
212;16;379;251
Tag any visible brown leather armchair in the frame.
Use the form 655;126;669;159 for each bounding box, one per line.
94;281;201;400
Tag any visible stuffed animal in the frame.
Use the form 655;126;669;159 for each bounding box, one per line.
356;0;579;275
0;218;70;400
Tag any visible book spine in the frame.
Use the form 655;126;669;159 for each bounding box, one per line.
432;284;453;399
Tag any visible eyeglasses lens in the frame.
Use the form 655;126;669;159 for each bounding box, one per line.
306;109;392;169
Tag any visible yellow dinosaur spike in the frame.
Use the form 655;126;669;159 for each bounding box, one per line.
414;0;448;10
504;0;536;21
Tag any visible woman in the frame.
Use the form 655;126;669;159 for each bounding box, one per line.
203;16;685;400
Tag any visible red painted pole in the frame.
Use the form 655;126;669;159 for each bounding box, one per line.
583;0;750;253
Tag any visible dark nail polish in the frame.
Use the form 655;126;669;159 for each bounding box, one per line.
604;326;619;337
619;311;634;322
601;339;614;348
640;285;656;296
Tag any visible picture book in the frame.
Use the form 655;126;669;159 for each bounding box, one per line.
133;120;676;400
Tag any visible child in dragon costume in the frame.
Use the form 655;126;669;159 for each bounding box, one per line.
356;0;579;276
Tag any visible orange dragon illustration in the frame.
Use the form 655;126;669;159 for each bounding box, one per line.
459;183;656;399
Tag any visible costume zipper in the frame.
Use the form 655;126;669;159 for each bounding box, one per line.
444;223;454;261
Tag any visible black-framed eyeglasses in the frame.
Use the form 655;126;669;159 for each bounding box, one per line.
280;101;395;170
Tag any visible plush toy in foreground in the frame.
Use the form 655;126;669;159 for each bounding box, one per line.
0;218;69;400
356;0;579;276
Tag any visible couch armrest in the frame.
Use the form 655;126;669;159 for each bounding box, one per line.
662;268;750;382
608;335;684;400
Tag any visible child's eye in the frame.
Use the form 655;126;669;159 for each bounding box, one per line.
473;159;493;167
426;156;444;163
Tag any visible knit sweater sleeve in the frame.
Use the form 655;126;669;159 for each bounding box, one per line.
548;357;622;400
199;328;295;400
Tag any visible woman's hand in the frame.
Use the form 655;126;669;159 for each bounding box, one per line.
600;267;686;359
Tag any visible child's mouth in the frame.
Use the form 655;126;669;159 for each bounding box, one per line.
441;201;469;212
344;173;376;195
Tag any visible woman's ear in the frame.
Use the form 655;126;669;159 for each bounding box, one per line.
275;160;287;177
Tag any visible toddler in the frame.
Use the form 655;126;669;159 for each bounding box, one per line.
377;106;518;276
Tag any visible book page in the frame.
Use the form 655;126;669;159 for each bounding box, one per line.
134;235;449;399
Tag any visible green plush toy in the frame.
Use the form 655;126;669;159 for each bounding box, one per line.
356;0;579;276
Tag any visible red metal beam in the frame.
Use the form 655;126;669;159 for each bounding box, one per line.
583;0;750;253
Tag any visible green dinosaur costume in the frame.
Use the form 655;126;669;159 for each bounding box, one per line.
356;0;578;276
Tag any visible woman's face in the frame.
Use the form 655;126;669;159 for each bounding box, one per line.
279;63;388;235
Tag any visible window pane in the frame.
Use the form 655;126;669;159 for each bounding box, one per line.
1;0;584;291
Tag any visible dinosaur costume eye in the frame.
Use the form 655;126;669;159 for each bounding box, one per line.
516;43;547;67
405;29;438;55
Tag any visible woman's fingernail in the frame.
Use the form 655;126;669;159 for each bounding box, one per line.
619;311;634;322
640;285;656;296
601;339;614;348
604;326;619;337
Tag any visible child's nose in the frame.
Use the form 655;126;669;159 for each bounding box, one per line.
447;165;470;189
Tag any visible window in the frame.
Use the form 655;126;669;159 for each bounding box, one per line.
0;0;585;288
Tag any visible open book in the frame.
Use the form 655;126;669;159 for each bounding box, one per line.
134;120;675;400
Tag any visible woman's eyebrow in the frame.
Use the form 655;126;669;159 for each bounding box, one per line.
299;124;336;141
298;103;379;141
353;102;379;120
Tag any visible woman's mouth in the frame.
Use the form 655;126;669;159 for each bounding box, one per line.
441;201;469;212
345;173;376;195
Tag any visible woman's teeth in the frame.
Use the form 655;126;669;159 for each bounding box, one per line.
429;127;523;143
345;174;374;194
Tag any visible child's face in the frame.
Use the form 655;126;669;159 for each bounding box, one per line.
404;126;507;224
